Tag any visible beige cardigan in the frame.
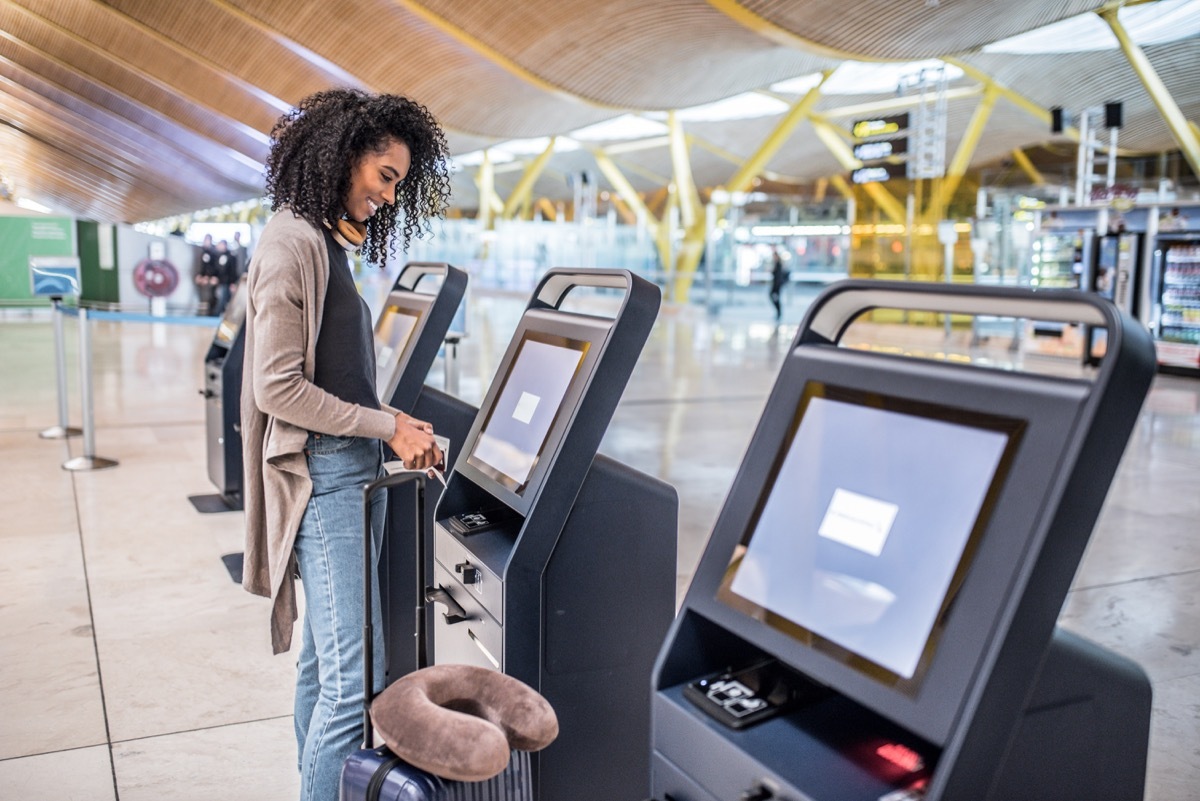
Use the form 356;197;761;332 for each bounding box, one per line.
240;209;396;654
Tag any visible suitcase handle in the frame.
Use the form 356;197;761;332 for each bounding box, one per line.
361;470;428;749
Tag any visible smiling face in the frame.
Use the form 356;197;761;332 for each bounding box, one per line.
344;138;411;223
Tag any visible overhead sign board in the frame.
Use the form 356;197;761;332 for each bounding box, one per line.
851;164;906;185
851;113;910;139
853;138;910;162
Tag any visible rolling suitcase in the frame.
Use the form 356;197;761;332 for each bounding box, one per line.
339;467;536;801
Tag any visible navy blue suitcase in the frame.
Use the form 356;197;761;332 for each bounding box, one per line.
339;469;534;801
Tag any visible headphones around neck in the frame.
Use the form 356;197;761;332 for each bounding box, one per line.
328;218;367;252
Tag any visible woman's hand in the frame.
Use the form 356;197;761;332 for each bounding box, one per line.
387;413;442;470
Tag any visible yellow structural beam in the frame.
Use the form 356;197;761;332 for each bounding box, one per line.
668;112;702;229
535;197;557;221
723;72;832;197
501;137;557;220
476;150;495;230
814;176;829;203
820;86;984;123
1010;148;1045;185
689;135;806;183
930;84;1000;215
1099;8;1200;179
609;195;637;225
829;174;855;201
590;148;660;236
392;0;618;108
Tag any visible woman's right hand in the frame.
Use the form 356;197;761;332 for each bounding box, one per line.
387;413;442;470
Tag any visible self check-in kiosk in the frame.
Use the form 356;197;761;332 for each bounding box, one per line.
420;269;677;801
650;282;1156;801
191;276;249;513
374;262;467;411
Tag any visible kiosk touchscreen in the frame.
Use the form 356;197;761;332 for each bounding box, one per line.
650;282;1156;801
190;277;249;513
423;269;676;801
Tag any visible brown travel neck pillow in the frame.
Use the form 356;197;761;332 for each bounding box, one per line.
370;664;559;782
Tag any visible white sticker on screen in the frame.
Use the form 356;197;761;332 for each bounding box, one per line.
512;392;540;424
818;488;899;557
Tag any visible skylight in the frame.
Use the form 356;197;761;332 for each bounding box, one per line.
654;91;791;122
567;114;669;141
984;0;1200;54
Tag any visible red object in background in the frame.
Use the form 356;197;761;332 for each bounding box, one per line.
133;259;179;298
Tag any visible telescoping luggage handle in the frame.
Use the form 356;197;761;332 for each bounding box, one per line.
529;267;659;320
792;280;1137;382
393;261;466;294
360;470;428;749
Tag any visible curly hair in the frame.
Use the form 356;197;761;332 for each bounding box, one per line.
264;88;452;266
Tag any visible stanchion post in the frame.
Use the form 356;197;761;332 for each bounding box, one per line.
63;307;118;472
39;296;82;440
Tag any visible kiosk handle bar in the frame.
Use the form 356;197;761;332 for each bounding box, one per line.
532;268;657;315
793;280;1136;378
395;261;458;292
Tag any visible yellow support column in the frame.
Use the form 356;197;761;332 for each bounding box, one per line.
719;73;832;210
668;113;702;229
590;148;660;238
930;84;1000;216
502;138;556;220
1099;7;1200;179
1010;148;1046;186
476;150;495;231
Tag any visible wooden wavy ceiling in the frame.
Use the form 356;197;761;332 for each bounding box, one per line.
0;0;1194;223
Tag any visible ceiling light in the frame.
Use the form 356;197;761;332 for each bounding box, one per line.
650;92;790;122
16;197;53;214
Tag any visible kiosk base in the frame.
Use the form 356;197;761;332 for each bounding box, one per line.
187;492;242;513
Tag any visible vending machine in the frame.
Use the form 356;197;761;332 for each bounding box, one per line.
1148;234;1200;375
1085;232;1142;361
1024;229;1093;357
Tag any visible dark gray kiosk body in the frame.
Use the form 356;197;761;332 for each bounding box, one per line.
367;260;467;675
190;278;248;513
649;281;1156;801
419;269;677;801
374;262;468;411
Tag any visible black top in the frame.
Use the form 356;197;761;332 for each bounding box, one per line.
312;229;380;411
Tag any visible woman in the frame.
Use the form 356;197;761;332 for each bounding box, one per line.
240;88;451;801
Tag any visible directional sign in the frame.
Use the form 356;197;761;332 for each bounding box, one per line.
851;113;910;139
853;138;909;162
851;164;906;184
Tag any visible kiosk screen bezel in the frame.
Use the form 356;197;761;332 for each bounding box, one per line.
715;381;1024;692
457;310;611;516
688;347;1087;746
373;290;433;399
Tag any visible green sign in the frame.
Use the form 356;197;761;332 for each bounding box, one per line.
0;215;76;302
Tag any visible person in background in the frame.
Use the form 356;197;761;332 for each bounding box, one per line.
195;233;219;315
769;246;788;321
240;88;452;801
214;239;235;316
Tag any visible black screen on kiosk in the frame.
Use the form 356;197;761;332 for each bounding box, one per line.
717;383;1020;691
468;332;590;493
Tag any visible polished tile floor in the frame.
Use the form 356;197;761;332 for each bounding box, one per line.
1;285;1197;800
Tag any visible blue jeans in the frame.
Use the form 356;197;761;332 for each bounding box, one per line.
293;433;385;801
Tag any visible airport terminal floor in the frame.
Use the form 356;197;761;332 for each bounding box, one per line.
1;286;1198;800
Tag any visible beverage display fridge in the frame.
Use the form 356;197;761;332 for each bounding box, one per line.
1024;229;1093;357
1148;234;1200;375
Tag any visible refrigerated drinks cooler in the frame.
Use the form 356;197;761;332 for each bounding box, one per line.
1086;232;1142;361
1149;234;1200;374
1024;229;1093;357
